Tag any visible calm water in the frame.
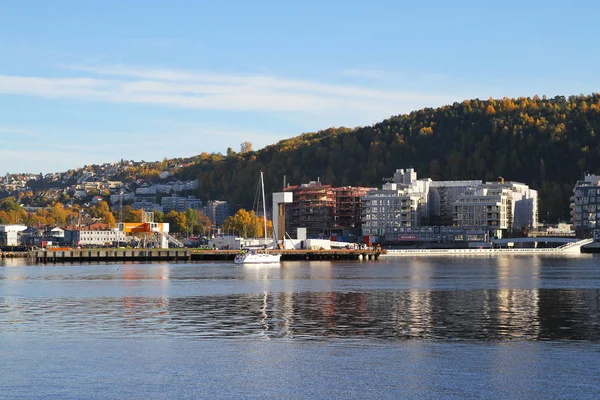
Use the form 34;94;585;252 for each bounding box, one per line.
1;255;600;399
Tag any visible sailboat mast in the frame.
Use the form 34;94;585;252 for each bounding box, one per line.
261;172;268;244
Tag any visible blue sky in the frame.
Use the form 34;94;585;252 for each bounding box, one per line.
0;0;598;175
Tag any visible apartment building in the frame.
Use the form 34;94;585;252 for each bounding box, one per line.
454;187;513;237
361;183;421;237
161;195;203;213
483;181;538;230
428;180;483;225
363;168;538;242
131;200;163;212
571;174;600;238
204;200;230;227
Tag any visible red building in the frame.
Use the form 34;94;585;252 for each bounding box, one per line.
284;181;373;238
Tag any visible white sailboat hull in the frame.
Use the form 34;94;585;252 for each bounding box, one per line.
234;171;281;265
234;252;281;264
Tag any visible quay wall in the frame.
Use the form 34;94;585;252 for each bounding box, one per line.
191;249;381;261
0;251;29;259
31;249;190;263
23;248;381;263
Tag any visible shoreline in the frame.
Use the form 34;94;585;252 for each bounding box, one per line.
381;248;591;257
18;248;383;263
3;240;597;261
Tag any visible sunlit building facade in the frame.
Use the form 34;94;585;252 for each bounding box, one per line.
571;174;600;238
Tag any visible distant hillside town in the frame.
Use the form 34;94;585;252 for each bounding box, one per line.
0;158;230;223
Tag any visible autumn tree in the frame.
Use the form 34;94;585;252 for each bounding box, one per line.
164;210;188;233
240;141;253;154
121;206;143;223
48;203;69;227
152;209;165;222
197;211;212;235
0;197;21;213
220;208;273;238
89;200;116;226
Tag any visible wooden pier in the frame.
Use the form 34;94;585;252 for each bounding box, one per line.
0;251;29;259
191;249;382;261
30;249;191;263
25;248;382;263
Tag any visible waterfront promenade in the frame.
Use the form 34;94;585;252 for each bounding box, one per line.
381;238;595;256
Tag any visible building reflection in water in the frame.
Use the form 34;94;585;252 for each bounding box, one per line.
156;258;596;342
278;264;297;338
489;256;541;339
3;258;598;341
122;263;171;327
242;264;281;338
407;258;433;338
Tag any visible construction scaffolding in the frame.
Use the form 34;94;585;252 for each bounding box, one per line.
333;186;373;233
284;181;334;238
284;182;373;238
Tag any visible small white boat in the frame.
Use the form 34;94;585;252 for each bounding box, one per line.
234;171;281;265
234;249;281;264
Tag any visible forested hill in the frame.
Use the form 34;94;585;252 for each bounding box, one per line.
179;94;600;222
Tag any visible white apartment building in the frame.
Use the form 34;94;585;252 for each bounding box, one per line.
361;183;421;237
428;180;483;225
454;187;512;236
453;181;538;237
572;174;600;238
136;186;157;195
161;196;203;213
391;168;483;225
110;192;135;205
181;180;198;191
484;181;538;230
363;168;483;239
155;184;173;193
363;168;538;241
171;180;199;192
131;200;163;212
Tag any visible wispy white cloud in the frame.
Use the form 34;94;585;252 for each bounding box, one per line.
0;64;455;115
0;120;286;175
342;68;393;80
0;125;44;137
0;148;104;174
0;64;461;174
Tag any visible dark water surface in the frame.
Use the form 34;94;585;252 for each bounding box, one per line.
1;255;600;399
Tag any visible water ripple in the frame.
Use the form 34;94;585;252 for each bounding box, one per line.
1;289;599;341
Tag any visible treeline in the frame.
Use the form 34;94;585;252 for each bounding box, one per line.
0;197;213;235
178;94;600;222
0;197;115;227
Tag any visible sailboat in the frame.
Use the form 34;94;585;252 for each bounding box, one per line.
234;172;281;264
